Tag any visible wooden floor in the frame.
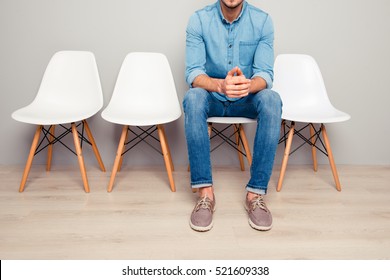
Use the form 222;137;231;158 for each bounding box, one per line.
0;164;389;260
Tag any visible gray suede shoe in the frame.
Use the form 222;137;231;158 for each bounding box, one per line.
245;195;272;231
190;194;216;232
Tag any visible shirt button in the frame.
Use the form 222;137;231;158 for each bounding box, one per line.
229;44;232;48
228;61;232;65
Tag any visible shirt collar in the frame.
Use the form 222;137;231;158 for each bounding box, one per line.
217;0;247;24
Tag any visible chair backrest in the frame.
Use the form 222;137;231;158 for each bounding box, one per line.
273;54;332;109
104;52;181;125
273;54;351;123
33;51;103;114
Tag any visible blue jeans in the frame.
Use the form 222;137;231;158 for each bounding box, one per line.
183;88;282;194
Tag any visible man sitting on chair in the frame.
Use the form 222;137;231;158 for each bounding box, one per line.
183;0;282;231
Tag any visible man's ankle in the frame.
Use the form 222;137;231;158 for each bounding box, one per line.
199;186;214;200
247;191;261;201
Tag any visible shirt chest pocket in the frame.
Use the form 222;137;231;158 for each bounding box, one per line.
239;41;258;66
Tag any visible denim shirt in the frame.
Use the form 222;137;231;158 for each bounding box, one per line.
185;1;274;101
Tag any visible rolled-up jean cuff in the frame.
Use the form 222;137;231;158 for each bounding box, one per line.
192;183;213;189
246;186;267;195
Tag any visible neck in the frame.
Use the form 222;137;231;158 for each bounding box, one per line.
220;1;243;23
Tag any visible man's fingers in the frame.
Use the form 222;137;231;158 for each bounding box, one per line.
226;90;249;98
227;67;244;77
223;67;250;95
231;76;250;84
225;84;250;95
226;67;238;77
236;67;243;76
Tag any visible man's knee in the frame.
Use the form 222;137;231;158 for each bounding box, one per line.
183;88;209;113
255;89;282;116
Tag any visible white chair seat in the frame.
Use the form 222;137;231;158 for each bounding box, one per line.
12;102;98;125
101;106;180;126
282;105;350;124
207;116;256;124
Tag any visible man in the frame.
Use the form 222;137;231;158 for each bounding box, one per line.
183;0;282;232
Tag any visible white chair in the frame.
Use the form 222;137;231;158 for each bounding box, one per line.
101;52;181;192
12;51;106;192
207;117;256;171
273;54;350;192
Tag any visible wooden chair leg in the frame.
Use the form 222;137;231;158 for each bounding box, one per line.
239;124;252;167
234;124;245;171
118;129;129;172
107;125;128;192
321;124;342;191
46;125;55;171
277;121;295;192
117;127;128;172
83;120;106;172
71;123;90;193
310;123;318;172
19;125;42;192
160;125;174;172
157;124;176;192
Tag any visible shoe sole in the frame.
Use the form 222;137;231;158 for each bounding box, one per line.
248;218;272;231
189;220;214;232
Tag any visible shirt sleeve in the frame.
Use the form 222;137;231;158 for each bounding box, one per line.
185;13;207;87
251;15;275;89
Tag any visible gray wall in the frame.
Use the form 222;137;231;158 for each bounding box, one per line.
1;0;389;168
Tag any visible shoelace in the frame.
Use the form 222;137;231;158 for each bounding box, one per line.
195;196;213;212
250;195;268;212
